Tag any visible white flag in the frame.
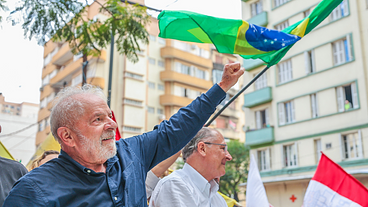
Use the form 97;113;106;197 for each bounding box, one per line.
246;154;270;207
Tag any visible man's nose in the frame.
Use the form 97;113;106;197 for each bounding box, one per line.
226;152;232;161
105;117;118;130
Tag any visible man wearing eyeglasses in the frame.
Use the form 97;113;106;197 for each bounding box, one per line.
149;127;232;207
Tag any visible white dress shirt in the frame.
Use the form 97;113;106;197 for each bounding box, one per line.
149;163;227;207
146;170;160;199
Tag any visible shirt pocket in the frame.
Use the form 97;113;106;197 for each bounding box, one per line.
122;161;145;206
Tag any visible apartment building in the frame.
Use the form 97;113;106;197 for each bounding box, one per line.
0;93;38;164
240;0;368;206
211;50;246;142
35;1;245;155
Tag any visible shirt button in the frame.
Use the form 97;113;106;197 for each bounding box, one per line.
114;197;117;201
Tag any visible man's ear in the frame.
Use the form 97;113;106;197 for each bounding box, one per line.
57;127;75;147
197;142;207;157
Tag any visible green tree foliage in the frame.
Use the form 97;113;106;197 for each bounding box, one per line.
219;139;249;202
10;0;150;63
0;0;8;23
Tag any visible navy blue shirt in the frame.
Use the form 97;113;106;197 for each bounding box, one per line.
3;84;225;207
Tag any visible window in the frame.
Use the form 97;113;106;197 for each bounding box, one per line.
278;101;295;125
73;52;83;61
148;82;155;89
251;0;263;17
275;20;289;31
254;72;267;90
278;60;293;84
311;93;318;118
158;84;165;91
123;126;141;133
49;70;57;79
336;82;358;112
157;108;164;115
72;74;82;86
149;58;156;65
158;38;166;45
158;60;165;67
40;99;47;109
149;35;156;41
125;72;143;80
38;120;45;132
315;139;322;163
147;107;155;114
274;0;288;7
330;0;349;21
332;35;352;65
173;40;190;51
255;109;269;129
340;131;363;160
304;9;311;18
305;50;316;74
212;70;223;84
257;148;271;171
42;75;50;86
181;88;189;98
283;143;298;167
124;98;143;106
196;69;206;80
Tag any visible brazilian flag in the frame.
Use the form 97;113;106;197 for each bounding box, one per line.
158;0;343;67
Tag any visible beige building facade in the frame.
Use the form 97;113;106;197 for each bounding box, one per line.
240;0;368;206
35;1;245;152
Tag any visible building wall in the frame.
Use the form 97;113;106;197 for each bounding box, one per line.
0;95;38;165
240;0;368;206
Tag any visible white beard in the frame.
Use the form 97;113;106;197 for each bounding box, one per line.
78;130;117;162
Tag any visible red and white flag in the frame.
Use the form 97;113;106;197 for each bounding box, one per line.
303;153;368;207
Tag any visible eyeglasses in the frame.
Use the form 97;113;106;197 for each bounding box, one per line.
203;142;228;153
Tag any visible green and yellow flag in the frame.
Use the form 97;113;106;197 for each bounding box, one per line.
158;0;343;67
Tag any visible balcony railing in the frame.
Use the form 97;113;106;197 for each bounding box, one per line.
245;126;274;147
248;11;268;27
244;86;272;108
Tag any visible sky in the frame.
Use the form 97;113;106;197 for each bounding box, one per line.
0;0;241;104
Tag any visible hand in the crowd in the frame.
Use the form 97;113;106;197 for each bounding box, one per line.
218;62;245;92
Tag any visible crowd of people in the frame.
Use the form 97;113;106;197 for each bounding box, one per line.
0;62;244;207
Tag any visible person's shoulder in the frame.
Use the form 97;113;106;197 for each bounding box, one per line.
0;156;27;172
157;170;188;186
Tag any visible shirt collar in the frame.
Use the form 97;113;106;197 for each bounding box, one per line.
183;163;219;197
59;149;118;175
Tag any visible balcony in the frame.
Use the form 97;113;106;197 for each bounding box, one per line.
247;11;268;27
38;107;50;122
160;71;212;90
50;58;83;87
161;47;212;68
51;43;73;66
243;58;264;71
244;86;272;108
160;94;193;107
245;126;274;147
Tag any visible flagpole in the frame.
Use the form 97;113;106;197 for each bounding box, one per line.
205;65;270;127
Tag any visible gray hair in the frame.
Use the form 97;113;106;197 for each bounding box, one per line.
50;84;106;143
182;127;218;162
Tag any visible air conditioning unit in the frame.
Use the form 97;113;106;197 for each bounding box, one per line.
158;114;166;120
